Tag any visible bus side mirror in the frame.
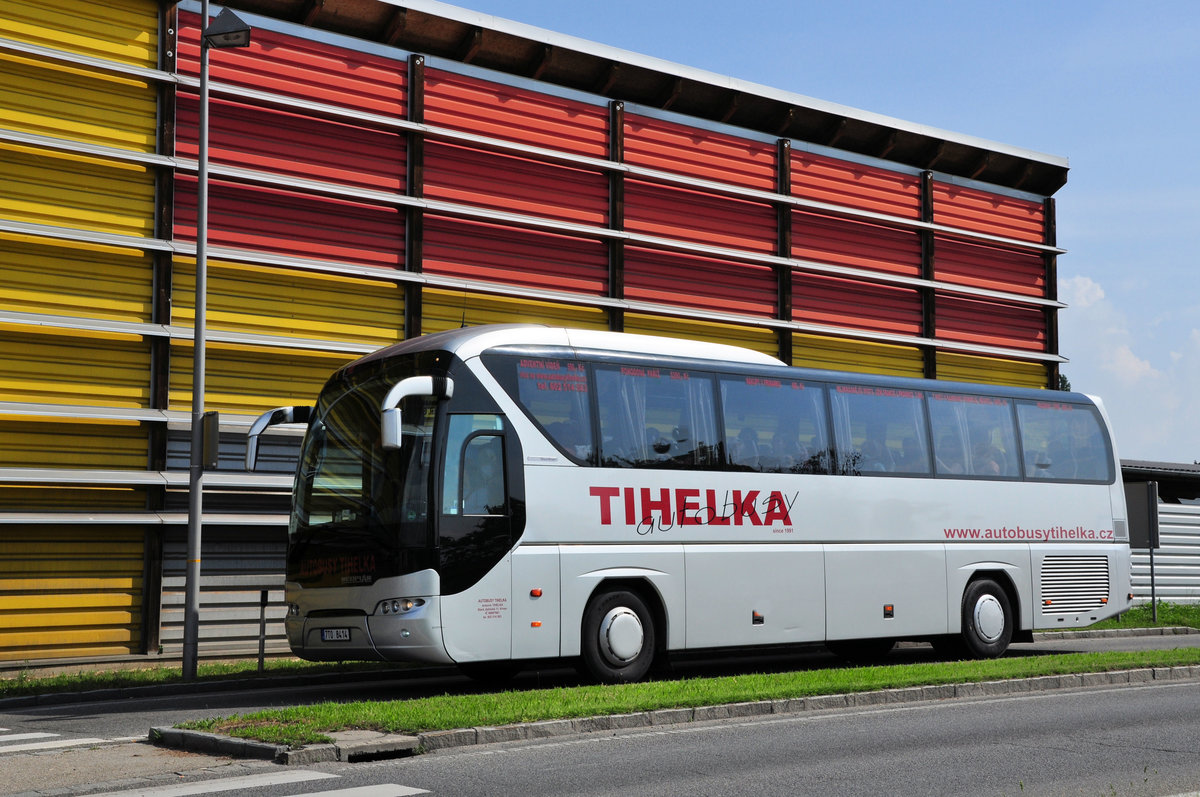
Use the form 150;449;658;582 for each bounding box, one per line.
246;405;313;470
381;375;454;449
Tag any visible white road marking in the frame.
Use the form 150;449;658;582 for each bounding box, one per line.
302;786;430;797
82;770;340;797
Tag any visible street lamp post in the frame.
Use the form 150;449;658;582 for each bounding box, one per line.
183;2;251;681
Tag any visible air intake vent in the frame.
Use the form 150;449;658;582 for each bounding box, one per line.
1040;555;1109;614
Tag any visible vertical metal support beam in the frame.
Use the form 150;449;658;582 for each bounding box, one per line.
404;54;425;339
919;171;937;379
607;100;625;332
1043;197;1060;389
775;139;793;365
145;1;179;656
183;0;214;680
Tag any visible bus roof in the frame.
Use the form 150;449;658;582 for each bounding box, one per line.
352;324;787;369
345;324;1101;408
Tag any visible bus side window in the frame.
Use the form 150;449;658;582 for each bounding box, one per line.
503;356;594;463
831;385;930;476
596;365;717;469
929;393;1018;479
721;376;830;474
1016;401;1112;482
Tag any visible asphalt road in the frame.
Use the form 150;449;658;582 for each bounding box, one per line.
1;632;1199;796
7;678;1200;797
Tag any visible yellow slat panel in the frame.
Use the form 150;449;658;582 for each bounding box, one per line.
0;486;146;510
1;0;158;68
0;592;140;611
622;313;781;358
0;418;148;469
0;540;144;558
0;609;140;630
0;144;155;238
422;288;610;333
173;260;404;347
0;627;138;647
0;526;143;660
0;236;152;322
0;51;156;152
0;577;141;592
0;560;142;575
793;333;925;378
169;342;355;414
0;329;151;407
0;643;139;662
937;351;1050;389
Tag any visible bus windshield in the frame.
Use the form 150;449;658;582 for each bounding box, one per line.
289;357;440;587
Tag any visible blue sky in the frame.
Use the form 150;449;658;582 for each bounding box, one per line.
456;0;1200;463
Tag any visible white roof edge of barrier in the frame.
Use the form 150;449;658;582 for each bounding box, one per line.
382;0;1068;170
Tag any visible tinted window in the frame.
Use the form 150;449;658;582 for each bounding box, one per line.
721;375;830;474
1017;401;1112;482
596;364;718;469
929;393;1019;478
488;355;593;463
831;385;930;475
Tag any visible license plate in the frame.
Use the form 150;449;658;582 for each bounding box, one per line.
321;628;351;642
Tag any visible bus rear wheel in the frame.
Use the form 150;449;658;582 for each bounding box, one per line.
960;578;1013;658
581;589;656;684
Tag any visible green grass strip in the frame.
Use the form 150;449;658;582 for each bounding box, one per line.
182;648;1200;748
0;659;392;700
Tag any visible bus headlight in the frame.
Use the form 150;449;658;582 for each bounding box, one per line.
286;603;300;617
377;598;425;615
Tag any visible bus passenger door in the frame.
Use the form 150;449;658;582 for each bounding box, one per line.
438;415;513;663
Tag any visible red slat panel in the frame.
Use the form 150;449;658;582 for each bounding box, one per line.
791;152;921;218
175;94;406;192
623;114;776;190
423;142;607;226
934;236;1046;298
623;247;777;317
792;211;921;277
932;182;1045;243
422;216;607;295
792;274;922;336
175;177;403;268
177;12;406;117
624;180;776;254
936;295;1046;351
424;68;607;158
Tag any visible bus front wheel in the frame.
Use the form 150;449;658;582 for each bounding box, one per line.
960;578;1013;658
581;589;656;684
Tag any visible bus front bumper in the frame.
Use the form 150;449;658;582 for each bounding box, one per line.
286;603;452;664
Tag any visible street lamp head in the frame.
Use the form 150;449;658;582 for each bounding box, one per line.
203;7;252;49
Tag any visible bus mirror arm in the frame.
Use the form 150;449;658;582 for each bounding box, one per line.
381;375;454;449
245;405;313;471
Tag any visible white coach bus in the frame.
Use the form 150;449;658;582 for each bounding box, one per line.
248;325;1132;683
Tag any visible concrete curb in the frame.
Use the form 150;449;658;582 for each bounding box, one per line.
148;664;1200;764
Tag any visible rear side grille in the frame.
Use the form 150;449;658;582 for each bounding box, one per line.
1040;555;1109;614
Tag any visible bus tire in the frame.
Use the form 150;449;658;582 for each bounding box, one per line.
960;578;1013;658
581;589;656;684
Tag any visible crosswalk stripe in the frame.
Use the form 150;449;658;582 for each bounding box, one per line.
82;770;340;797
0;737;109;753
0;732;58;742
302;786;430;797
